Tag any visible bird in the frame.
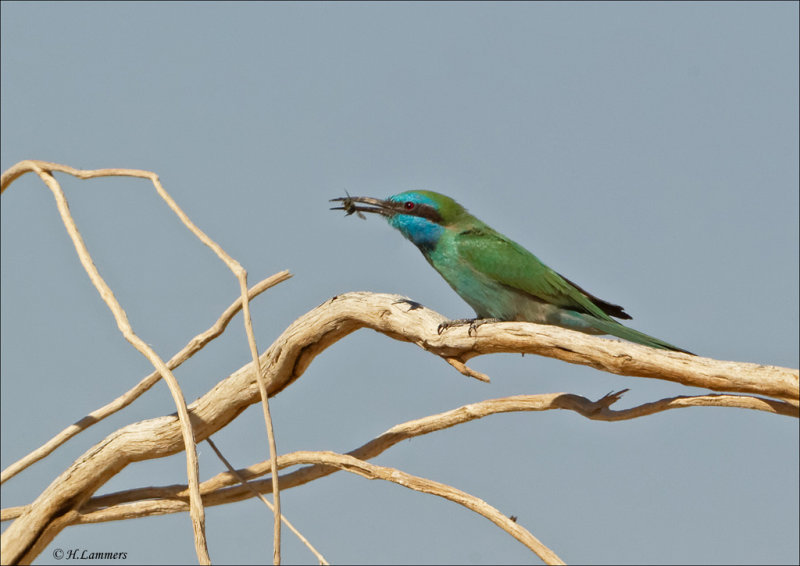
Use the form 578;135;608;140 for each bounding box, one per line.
331;190;692;354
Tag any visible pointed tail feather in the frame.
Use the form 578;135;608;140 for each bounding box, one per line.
586;317;694;355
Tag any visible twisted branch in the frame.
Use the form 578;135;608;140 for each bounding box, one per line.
2;388;791;525
1;160;288;564
2;160;797;565
1;291;796;563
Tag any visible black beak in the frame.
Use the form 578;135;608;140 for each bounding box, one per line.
330;195;395;218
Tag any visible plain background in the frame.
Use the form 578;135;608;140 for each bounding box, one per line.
1;2;798;564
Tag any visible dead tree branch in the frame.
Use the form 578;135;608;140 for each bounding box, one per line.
2;389;791;524
1;291;796;564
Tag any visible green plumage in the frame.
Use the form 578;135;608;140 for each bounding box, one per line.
332;190;692;354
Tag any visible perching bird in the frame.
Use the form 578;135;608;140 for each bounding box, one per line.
331;190;692;354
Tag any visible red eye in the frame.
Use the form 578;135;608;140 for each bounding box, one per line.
404;201;415;210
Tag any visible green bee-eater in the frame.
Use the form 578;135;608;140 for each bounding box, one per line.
332;190;692;354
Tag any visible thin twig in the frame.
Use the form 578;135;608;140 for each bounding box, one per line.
279;452;565;565
3;160;284;563
0;163;211;564
1;271;291;485
205;438;328;565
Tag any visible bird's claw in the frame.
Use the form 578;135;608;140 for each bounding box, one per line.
438;319;469;335
437;318;501;336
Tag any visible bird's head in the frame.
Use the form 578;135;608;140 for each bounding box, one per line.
331;190;468;251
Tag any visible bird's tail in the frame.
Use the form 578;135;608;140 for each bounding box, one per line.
586;317;694;355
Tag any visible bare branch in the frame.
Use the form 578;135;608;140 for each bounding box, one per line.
2;160;797;565
2;160;292;564
204;438;328;565
9;389;786;528
58;451;566;565
1;271;291;485
1;289;796;563
270;452;566;565
1;162;211;564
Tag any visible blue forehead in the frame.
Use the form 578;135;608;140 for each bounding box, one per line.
385;191;443;252
388;191;437;208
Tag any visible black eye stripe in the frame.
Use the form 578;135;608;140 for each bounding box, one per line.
393;202;442;223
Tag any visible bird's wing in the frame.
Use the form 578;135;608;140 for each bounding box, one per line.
456;227;618;321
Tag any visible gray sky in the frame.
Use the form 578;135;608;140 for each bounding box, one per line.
1;2;798;564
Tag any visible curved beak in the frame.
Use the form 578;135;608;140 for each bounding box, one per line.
330;195;395;218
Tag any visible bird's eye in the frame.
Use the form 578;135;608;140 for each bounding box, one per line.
404;201;415;210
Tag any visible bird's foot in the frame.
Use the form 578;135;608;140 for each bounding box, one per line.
437;317;502;336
